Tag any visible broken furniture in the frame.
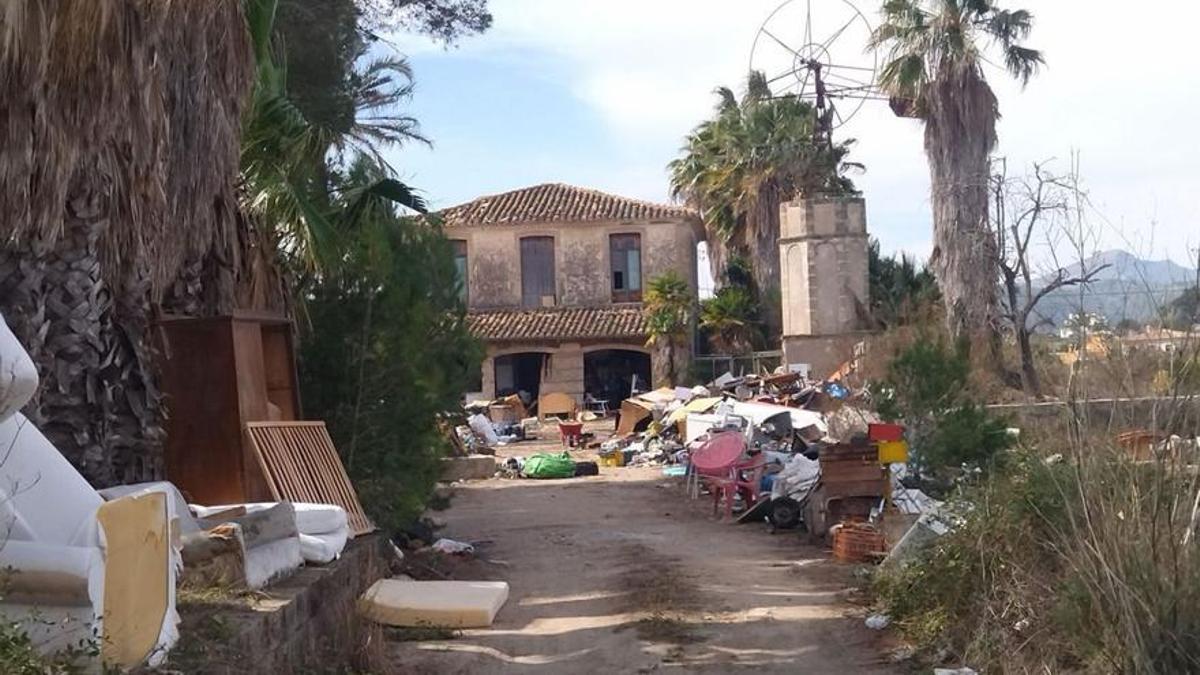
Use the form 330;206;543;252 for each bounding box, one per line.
193;501;348;566
245;421;375;536
101;483;307;590
805;438;886;539
583;393;610;416
156;311;301;505
358;580;510;628
538;391;578;421
0;314;180;669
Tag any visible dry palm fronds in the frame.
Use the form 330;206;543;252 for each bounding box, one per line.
0;0;253;300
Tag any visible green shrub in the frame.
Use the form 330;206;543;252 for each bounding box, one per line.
297;212;481;531
875;335;1014;492
0;614;95;674
874;446;1200;672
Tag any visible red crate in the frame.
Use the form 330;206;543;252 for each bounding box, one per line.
868;423;904;442
832;523;886;563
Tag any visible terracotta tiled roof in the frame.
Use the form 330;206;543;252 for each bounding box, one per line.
467;306;648;342
439;183;696;227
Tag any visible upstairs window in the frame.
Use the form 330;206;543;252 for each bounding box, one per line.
451;240;468;303
610;233;642;303
520;236;556;307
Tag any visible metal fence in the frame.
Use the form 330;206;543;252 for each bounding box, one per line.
691;350;783;383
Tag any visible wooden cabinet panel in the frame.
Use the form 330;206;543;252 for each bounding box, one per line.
156;312;299;505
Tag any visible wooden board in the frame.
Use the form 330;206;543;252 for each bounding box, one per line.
245;422;375;537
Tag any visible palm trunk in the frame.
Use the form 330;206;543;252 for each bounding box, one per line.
0;178;164;487
924;65;1000;353
749;182;784;342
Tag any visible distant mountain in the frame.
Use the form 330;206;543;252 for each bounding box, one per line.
1028;250;1197;329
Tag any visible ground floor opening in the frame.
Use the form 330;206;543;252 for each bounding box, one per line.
493;352;547;402
584;349;651;407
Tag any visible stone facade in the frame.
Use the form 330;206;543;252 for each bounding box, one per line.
451;219;698;311
444;184;702;401
778;196;872;377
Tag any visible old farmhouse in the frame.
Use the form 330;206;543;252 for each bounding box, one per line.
440;183;702;406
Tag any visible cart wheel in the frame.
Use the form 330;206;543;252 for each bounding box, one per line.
769;497;802;529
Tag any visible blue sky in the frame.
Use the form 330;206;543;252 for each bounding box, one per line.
383;0;1200;270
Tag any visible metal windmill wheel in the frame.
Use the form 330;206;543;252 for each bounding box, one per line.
749;0;881;131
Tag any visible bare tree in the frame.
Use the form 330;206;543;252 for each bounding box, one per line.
990;159;1108;396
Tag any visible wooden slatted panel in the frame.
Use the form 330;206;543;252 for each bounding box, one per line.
245;422;376;536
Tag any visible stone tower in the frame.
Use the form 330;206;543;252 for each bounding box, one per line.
778;196;871;377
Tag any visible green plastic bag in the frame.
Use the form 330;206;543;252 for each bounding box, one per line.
522;452;576;479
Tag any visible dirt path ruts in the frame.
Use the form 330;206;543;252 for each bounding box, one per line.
390;461;894;674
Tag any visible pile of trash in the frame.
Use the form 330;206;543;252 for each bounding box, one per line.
623;363;949;569
444;394;539;455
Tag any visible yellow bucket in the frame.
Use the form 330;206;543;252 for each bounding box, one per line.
877;440;909;465
599;450;625;467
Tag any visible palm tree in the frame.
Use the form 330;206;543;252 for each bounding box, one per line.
644;272;694;386
870;0;1043;347
0;0;254;485
669;71;860;339
700;287;763;354
240;0;428;273
868;238;941;328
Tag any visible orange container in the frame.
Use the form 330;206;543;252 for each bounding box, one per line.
832;523;886;563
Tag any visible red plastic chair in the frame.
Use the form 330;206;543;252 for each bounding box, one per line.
689;432;766;518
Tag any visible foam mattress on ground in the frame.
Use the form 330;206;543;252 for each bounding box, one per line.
358;579;509;628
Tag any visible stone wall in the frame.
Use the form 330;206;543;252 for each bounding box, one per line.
446;219;700;310
480;340;653;401
172;534;394;674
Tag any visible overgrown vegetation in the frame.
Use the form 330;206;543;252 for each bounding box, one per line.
871;320;1200;672
297;194;481;530
699;257;764;354
670;70;860;339
874;442;1200;672
263;0;489;531
0;603;96;674
868;238;940;329
875;336;1014;493
644;272;694;386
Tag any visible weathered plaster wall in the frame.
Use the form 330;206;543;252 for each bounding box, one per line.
446;219;699;310
779;196;869;337
778;196;872;375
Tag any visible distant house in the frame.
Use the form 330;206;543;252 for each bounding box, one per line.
1116;328;1194;353
437;183;702;405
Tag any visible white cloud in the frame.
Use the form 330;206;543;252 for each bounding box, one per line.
398;0;1200;265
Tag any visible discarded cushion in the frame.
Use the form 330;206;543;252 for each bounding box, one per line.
192;502;348;535
522;452;576;479
299;529;350;564
358;580;509;628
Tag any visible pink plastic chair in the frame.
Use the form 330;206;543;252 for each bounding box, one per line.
689;432;766;518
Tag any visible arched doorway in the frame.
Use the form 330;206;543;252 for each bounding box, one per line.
584;349;651;405
493;352;547;402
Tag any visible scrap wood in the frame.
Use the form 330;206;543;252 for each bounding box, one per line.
439;418;469;457
245;421;375;537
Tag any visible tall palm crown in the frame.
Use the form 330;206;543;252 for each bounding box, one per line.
669;71;859;338
869;0;1042;344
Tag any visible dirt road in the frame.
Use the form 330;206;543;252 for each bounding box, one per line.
391;435;894;674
